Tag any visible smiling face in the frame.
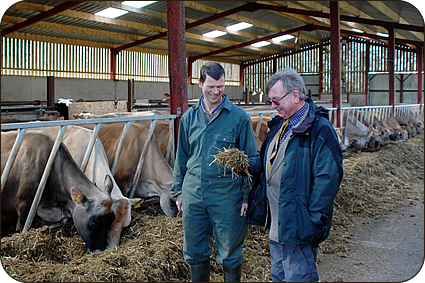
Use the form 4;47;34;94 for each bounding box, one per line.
268;80;304;120
199;74;225;110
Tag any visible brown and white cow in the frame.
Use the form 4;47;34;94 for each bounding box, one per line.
81;122;178;218
1;131;115;253
33;125;142;249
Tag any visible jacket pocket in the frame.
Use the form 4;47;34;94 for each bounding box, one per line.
295;194;324;244
212;132;237;149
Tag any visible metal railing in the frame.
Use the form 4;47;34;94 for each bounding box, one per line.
1;114;178;232
328;104;423;128
245;104;424;132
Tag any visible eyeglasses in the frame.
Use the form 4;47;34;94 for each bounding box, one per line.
266;90;293;105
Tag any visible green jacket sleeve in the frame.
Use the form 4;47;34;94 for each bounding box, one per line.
171;117;189;198
238;113;260;203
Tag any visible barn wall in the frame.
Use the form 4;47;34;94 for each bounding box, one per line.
369;73;423;106
1;75;244;102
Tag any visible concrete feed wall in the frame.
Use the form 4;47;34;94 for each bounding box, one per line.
1;75;244;103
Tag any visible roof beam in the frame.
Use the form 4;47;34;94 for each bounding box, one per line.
253;3;423;32
186;1;320;44
113;2;260;54
1;1;84;37
191;24;318;61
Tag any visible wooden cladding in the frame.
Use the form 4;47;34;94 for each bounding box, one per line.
243;37;418;95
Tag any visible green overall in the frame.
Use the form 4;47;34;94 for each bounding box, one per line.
171;95;258;268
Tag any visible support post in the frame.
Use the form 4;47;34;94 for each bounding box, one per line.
319;44;323;101
388;27;395;114
110;48;116;80
417;45;423;113
365;42;370;106
47;76;55;108
167;1;188;145
240;63;245;87
127;79;134;112
330;1;342;127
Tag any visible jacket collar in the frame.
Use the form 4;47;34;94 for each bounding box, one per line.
267;98;329;135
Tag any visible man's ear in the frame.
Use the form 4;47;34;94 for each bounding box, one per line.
198;79;203;88
293;90;301;103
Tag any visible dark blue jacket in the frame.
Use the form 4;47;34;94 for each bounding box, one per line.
249;98;343;247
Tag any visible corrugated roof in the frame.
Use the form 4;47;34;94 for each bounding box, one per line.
1;0;423;64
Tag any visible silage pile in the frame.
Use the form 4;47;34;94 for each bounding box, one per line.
1;135;423;282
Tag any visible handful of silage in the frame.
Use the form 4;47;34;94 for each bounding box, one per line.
209;147;252;180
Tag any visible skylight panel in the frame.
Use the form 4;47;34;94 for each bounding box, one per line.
203;30;227;38
226;22;253;31
95;7;128;18
352;29;364;33
122;1;157;8
272;34;294;42
376;32;389;37
251;41;271;47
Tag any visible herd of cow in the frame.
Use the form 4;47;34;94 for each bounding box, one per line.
1;105;424;253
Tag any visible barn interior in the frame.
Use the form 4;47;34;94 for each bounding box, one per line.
1;1;424;282
1;0;424;123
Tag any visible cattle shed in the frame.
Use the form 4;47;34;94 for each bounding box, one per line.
1;0;424;126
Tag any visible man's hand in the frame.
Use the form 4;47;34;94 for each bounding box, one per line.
176;194;183;217
241;203;248;217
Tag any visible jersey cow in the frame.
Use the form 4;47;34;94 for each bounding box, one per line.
82;122;178;218
33;125;142;249
1;131;114;253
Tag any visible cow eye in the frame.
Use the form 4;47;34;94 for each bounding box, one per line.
89;221;98;230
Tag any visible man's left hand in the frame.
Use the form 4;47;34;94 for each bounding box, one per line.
241;203;248;217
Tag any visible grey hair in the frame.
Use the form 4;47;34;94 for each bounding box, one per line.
265;67;307;100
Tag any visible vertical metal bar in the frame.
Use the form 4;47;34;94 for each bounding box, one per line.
388;28;395;115
110;121;132;175
343;111;349;145
80;123;101;173
255;113;263;138
22;125;67;232
129;119;157;199
417;45;423;113
330;1;342;127
1;128;27;194
165;118;174;166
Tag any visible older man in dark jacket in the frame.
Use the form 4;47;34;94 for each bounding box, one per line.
249;67;343;282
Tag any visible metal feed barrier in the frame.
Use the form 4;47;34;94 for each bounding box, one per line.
1;114;178;232
1;103;423;233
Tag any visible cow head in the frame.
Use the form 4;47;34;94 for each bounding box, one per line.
106;197;142;249
70;176;116;254
153;175;178;217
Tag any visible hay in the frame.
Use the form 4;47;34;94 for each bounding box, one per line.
209;147;252;180
1;135;423;282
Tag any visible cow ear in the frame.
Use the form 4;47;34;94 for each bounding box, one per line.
104;175;113;195
70;187;87;205
130;198;143;209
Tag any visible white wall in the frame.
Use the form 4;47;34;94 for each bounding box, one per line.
1;75;244;102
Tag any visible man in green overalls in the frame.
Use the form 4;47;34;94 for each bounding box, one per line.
171;62;258;282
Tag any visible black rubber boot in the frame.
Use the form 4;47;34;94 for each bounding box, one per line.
189;258;210;282
223;264;242;282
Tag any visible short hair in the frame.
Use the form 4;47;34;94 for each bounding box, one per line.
199;62;225;83
265;67;307;100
